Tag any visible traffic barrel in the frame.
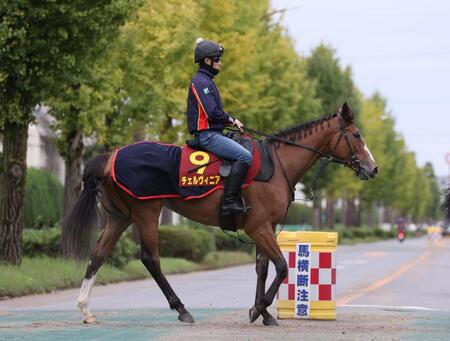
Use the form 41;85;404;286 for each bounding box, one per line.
276;231;338;320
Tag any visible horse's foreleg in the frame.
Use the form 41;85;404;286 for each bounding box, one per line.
136;205;194;324
254;247;279;326
77;218;129;324
248;225;287;326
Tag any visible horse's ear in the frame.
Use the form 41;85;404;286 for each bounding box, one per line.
341;102;353;123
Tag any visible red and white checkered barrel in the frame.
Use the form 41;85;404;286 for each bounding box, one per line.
276;231;338;320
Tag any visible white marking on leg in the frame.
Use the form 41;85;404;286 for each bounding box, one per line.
77;274;97;322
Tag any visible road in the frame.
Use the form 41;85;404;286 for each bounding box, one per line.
1;236;450;340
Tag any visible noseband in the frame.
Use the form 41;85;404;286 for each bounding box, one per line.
332;115;365;176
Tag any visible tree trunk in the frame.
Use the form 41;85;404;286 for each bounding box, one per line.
0;121;28;265
366;202;374;227
326;194;335;229
344;198;355;227
64;129;83;215
312;196;321;228
355;195;362;227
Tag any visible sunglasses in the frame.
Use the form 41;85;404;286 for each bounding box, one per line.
212;56;221;63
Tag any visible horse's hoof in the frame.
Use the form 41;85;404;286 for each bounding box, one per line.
249;306;260;323
178;312;195;324
83;315;97;324
263;316;279;326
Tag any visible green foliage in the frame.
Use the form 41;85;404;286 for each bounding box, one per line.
108;234;139;268
0;256;129;298
22;227;138;268
0;0;143;124
334;226;395;244
202;251;254;268
24;168;64;228
22;228;61;257
215;231;254;254
159;225;213;262
285;203;313;225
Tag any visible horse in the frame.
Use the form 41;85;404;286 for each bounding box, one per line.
62;102;378;326
443;186;450;226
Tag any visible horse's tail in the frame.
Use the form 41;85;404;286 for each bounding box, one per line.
61;153;110;259
443;185;450;225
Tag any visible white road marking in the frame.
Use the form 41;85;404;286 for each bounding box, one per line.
341;304;438;312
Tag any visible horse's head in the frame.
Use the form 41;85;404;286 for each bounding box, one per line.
329;103;379;180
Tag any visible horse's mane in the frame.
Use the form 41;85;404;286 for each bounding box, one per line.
269;113;338;143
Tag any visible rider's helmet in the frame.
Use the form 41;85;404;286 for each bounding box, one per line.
194;37;224;63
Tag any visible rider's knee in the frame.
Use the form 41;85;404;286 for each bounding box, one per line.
237;150;252;166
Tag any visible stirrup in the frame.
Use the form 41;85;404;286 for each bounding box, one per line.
222;197;251;214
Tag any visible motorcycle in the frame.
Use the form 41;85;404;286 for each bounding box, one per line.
397;230;405;242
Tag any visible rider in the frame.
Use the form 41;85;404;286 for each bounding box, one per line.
186;37;252;214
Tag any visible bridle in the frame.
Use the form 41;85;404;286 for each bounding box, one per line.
237;113;366;202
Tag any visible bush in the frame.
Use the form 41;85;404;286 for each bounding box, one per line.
22;227;61;257
108;235;139;268
339;228;354;240
285;203;313;225
159;225;212;262
215;230;254;254
373;227;386;238
24;168;64;228
22;227;138;268
351;227;368;239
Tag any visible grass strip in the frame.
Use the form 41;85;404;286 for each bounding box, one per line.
0;251;253;299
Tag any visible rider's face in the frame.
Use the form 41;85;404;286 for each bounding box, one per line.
205;57;221;70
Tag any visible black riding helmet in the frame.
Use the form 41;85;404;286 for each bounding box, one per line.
194;37;224;63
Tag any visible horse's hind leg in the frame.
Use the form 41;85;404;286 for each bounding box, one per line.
255;247;279;326
77;215;130;324
247;222;287;325
135;200;194;324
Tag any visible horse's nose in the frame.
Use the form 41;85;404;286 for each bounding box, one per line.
371;166;379;177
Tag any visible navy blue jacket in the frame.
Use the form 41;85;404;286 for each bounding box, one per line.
186;67;230;134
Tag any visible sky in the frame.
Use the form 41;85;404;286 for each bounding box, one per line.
272;0;450;177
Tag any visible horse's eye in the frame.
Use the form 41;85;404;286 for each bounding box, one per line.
353;133;361;139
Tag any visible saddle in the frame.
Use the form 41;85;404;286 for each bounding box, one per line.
111;136;274;231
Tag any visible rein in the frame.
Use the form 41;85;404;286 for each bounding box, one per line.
229;114;365;201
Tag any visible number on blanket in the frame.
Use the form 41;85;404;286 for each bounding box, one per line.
189;151;210;174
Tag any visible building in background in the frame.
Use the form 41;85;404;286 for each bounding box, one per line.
0;107;65;183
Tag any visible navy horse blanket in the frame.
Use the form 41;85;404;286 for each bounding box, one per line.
111;140;263;200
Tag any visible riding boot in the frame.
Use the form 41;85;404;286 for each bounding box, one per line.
222;161;250;214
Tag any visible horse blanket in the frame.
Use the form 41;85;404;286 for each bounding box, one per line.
111;139;263;200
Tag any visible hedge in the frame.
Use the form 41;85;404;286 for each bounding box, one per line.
24;168;64;228
215;230;254;254
22;227;138;268
159;225;212;262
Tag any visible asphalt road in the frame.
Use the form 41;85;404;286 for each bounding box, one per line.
1;236;450;340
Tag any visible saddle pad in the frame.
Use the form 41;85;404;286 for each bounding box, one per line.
111;139;262;200
178;139;261;199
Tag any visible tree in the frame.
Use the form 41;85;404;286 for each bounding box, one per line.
304;44;360;228
0;1;142;264
49;54;124;214
422;162;441;221
111;0;198;145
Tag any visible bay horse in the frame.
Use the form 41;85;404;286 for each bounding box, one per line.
62;103;378;326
